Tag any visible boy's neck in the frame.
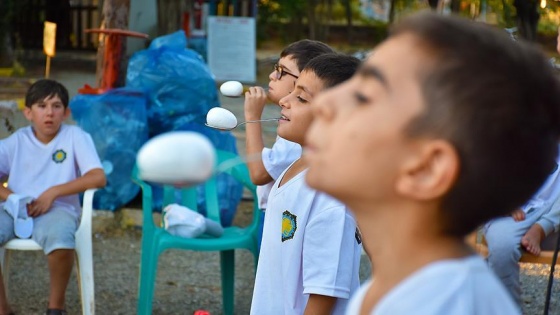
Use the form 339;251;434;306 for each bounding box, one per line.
355;201;472;312
278;158;307;187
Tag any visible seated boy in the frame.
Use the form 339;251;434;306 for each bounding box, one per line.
303;12;560;314
484;150;560;307
0;79;106;315
250;53;362;314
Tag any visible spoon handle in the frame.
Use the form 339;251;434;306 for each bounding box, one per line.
238;118;280;126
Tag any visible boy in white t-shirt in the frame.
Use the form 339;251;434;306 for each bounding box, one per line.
243;40;334;246
484;150;560;308
250;53;361;314
0;79;106;315
304;12;560;315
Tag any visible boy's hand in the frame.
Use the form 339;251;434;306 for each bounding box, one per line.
27;187;57;217
511;208;525;222
244;86;268;121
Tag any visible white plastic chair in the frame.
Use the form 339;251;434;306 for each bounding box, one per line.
0;188;97;315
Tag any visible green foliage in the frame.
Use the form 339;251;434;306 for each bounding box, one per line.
538;2;560;35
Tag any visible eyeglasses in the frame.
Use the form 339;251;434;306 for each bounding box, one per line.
274;63;299;80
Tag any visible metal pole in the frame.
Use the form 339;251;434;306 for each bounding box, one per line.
544;231;560;315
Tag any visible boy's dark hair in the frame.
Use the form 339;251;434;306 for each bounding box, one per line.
280;39;335;71
392;12;560;237
25;79;69;108
303;53;360;89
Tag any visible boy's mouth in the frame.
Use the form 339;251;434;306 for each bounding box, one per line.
280;114;290;121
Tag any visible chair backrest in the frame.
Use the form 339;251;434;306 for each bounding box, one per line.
132;149;258;229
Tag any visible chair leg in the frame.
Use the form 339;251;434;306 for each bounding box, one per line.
544;230;560;315
137;241;159;315
75;241;95;315
220;250;235;315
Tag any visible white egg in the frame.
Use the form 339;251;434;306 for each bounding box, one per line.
136;131;216;186
206;107;238;130
220;80;244;97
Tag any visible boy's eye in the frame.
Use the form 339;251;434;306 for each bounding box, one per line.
354;92;369;105
297;96;309;103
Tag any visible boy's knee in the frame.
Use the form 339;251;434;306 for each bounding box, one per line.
33;209;78;254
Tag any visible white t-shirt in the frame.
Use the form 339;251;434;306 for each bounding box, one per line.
251;167;362;315
0;124;102;217
521;145;560;213
257;136;301;209
345;256;521;315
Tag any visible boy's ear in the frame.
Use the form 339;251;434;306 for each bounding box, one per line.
396;140;459;201
64;107;71;119
22;107;33;121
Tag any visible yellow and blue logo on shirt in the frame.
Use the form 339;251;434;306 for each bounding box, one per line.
52;149;67;163
282;210;297;242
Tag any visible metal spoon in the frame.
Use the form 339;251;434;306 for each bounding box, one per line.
205;118;280;131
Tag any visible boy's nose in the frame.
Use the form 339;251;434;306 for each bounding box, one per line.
268;70;276;81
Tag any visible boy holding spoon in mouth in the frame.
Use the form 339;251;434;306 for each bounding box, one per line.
243;40;334;245
250;53;361;315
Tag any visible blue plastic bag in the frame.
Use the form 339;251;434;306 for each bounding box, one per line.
126;30;219;135
126;30;242;226
70;88;149;211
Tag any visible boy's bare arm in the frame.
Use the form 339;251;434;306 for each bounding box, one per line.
28;168;106;217
244;87;274;185
511;208;525;222
0;184;12;202
303;294;337;315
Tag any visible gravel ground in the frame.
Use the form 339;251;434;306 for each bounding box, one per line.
3;202;560;315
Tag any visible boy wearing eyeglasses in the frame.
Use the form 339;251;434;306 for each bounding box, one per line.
250;53;361;315
243;40;334;245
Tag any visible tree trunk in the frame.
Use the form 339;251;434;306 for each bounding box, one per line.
389;0;397;23
320;0;333;40
0;0;14;68
158;0;190;35
513;0;539;41
450;0;461;13
308;0;317;39
96;0;131;88
428;0;439;10
343;0;353;44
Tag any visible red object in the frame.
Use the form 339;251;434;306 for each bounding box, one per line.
194;0;203;29
80;28;149;94
193;311;210;315
183;12;191;37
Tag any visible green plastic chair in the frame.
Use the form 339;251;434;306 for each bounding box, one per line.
131;149;261;315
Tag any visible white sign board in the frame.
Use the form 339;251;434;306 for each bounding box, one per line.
207;16;256;83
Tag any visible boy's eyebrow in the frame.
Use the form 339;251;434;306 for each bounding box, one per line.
295;83;314;96
279;62;298;74
358;65;390;91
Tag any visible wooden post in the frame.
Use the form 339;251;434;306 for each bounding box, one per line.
43;21;57;79
96;0;130;88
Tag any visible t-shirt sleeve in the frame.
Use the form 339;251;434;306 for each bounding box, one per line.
262;137;302;180
302;204;359;299
0;141;8;178
73;128;102;175
0;135;14;178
